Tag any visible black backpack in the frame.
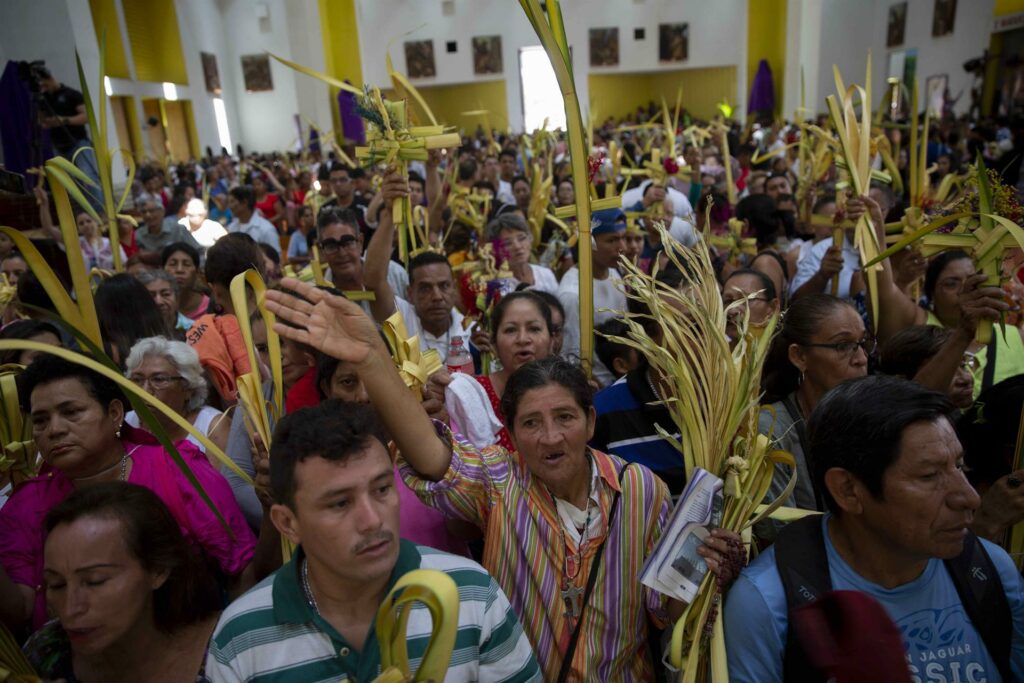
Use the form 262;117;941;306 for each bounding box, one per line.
773;515;1012;682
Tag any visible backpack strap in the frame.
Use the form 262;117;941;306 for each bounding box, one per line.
981;333;998;393
942;531;1012;682
774;515;832;683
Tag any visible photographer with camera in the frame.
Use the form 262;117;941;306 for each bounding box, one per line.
33;63;102;208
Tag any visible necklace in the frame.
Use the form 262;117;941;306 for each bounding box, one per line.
646;369;662;401
71;450;128;483
554;461;596;619
301;557;320;615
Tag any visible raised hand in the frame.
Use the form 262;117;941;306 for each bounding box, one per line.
958;272;1009;335
263;278;385;368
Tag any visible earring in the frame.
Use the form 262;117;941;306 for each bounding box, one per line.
115;424;122;439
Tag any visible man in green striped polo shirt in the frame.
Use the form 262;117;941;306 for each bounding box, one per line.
205;400;539;682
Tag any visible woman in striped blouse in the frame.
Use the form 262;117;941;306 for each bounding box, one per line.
266;279;741;682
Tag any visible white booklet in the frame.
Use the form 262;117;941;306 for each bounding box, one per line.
639;467;724;604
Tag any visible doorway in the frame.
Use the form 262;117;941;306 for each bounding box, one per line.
519;45;566;132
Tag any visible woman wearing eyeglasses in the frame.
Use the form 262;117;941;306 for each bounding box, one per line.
858;193;1023;400
122;337;230;467
759;294;871;513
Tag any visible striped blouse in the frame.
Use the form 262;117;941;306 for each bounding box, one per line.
401;422;672;682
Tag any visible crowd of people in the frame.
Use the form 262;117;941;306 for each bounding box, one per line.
4;87;1024;681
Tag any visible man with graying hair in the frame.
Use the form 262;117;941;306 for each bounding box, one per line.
725;375;1024;682
135;196;200;255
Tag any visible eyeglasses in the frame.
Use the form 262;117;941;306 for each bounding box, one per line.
801;336;877;358
960;353;979;371
317;235;360;254
129;374;184;390
723;295;773;308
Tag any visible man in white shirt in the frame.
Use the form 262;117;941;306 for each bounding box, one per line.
227;185;280;254
179;197;227;250
558;208;628;385
356;174;473;355
620;178;694;221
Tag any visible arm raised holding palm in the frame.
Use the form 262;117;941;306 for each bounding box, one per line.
264;278;452;480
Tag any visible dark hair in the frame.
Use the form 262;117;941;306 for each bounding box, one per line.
317;163;332;181
328;162;352;178
491;291;552;333
723;268;778;302
205;233;265;288
957;375;1024;487
880;325;952;379
19;352;126;413
258;242;281;266
407;171;425;189
314;350;342;400
94;274;170;364
595;319;635;379
44;482;220;633
499;149;517;161
160;241;200;269
229;185;255;210
735;194;779;248
348;166;366;180
766;171;790;186
0;320;63;365
458;158;478;182
408;251;451;285
501;357;594;428
812;194;837;213
531;290;565;322
16;271;56;316
808;375;954;514
125;251;162;271
270;400;386;507
472;180;496;195
316;206;361;236
511;175;530;188
924;250;971;302
762;294;854;402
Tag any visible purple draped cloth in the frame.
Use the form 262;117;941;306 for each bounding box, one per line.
748;59;776;115
0;61;54;184
338;83;365;145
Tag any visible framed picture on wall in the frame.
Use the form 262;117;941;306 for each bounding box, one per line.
589;28;619;67
932;0;957;37
925;74;948;115
658;23;688;62
887;3;907;48
201;52;221;95
241;54;272;92
472;35;503;75
404;40;437;79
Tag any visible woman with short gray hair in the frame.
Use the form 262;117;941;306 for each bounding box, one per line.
123;336;229;466
487;213;558;294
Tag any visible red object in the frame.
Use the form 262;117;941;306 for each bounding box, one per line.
285;367;320;414
255;192;282;228
587;153;605;184
122;228;139;258
474;375;514;452
791;590;912;683
663;157;680;175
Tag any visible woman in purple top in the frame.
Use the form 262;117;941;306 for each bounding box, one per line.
0;354;257;632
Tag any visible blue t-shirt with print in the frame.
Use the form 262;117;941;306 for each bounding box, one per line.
724;515;1024;682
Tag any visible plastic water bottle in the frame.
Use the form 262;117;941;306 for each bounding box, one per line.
445;337;474;374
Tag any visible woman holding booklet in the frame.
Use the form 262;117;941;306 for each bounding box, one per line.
265;279;742;683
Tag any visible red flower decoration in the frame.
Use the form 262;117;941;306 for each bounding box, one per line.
663;157;680;175
587;153;605;184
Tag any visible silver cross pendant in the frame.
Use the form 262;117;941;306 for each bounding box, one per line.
561;583;584;619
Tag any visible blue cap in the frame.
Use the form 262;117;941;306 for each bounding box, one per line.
591;208;627;235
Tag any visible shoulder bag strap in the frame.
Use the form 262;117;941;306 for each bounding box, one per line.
943;531;1012;681
556;463;629;683
775;514;832;683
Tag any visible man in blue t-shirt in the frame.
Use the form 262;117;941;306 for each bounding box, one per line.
725;375;1024;682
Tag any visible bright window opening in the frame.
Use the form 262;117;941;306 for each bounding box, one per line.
519;45;566;132
212;97;232;152
162;82;178;101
